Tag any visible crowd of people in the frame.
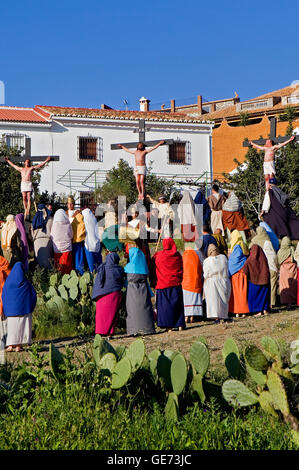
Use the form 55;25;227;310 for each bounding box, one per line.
0;181;299;353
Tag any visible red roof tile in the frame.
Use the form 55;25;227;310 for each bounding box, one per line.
0;106;51;123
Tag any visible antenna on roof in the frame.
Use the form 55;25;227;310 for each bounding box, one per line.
122;98;129;111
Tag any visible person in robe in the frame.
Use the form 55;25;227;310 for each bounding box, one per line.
50;209;73;275
15;213;29;272
0;256;11;318
200;225;217;259
277;237;298;306
259;221;280;252
0;215;22;267
71;212;86;275
31;204;53;269
145;208;161;242
124;247;155;336
82;208;102;273
203;244;231;322
182;244;203;323
295;242;299;306
207;184;226;235
146;195;174;238
101;225;124;252
66;196;79;223
178;191;200;242
250;226;279;308
222;191;250;243
2;262;37;352
194;189;211;226
92;252;124;337
228;230;249;318
242;245;270;316
261;178;299;240
212;228;228;257
152;238;185;332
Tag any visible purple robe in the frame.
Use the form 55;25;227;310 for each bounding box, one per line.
264;189;299;240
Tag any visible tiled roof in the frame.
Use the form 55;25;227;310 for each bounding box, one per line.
0;106;51;123
195;84;299;121
36;105;209;123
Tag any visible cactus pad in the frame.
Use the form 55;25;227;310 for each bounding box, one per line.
244;345;269;371
99;353;117;374
69;285;79;301
192;373;205;403
246;362;267;386
124;338;145;372
58;285;68;301
157;354;172;390
170;353;187;395
49;273;58;287
111;358;131;389
165;392;179;423
222;379;259;407
258;391;278;417
93;335;117;367
267;370;290;416
115;344;127;361
190;341;210;376
261;336;281;362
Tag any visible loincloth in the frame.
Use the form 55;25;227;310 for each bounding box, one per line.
134;165;146;176
263;160;276;175
21;181;33;193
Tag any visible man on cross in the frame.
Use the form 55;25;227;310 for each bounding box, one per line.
117;141;165;200
5;156;51;217
249;136;295;189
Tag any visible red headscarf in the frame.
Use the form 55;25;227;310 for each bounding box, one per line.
152;238;183;289
242;244;270;285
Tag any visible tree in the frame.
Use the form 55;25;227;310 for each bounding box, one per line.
94;158;180;207
0;142;40;219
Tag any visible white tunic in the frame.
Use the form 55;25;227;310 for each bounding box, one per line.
203;254;231;319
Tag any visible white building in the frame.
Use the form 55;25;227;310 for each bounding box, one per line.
0;100;214;205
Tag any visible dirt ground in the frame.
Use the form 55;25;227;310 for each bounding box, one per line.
5;306;299;368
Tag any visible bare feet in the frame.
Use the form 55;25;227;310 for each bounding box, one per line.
254;312;263;317
5;346;14;352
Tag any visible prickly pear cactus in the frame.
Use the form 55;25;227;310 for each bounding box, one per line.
115;344;127;361
124;338;145;372
58;285;68;301
261;336;282;363
266;370;290;417
222;338;240;379
148;349;161;380
170;353;187;396
165;392;179;423
93;335;117;367
157;354;172;390
244;345;269;371
258;391;278;417
222;379;259;407
50;273;58;287
191;373;205;403
111;357;131;389
99;353;117;375
246;362;267;386
190;341;210;376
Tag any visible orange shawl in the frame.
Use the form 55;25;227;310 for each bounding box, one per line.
182;249;203;293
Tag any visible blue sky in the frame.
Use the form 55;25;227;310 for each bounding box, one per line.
1;0;298;110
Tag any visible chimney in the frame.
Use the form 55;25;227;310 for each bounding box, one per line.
170;99;176;113
197;95;202;114
139;97;150;112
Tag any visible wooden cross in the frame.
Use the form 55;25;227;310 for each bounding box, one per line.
110;118;174;149
243;116;299;147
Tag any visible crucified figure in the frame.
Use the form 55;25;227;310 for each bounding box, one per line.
249;136;295;189
5;156;51;217
117;141;165;200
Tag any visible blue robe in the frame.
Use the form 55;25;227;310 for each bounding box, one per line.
156;285;186;329
2;262;37;316
248;282;270;313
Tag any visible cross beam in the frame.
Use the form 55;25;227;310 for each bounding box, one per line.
111;118;173;149
243;116;298;147
0;156;60;163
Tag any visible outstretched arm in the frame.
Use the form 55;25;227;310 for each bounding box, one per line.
146;140;165;154
4;157;22;172
32;156;51;170
117;144;135;155
249;141;265;151
274;135;295;150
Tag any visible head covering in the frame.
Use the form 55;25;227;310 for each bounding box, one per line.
259;222;280;252
207;244;220;257
51;209;73;253
124;247;149;275
152;238;183;289
178;191;197;225
212;232;228;256
249;226;270;249
158;195;167;201
269;178;277;185
230;230;249;255
194;190;211;225
15;213;29;271
82;208;101;253
0;256;11;315
277;236;295;265
102;225;123;252
201;234;217;258
2;262;37;317
92;252;124;299
228;244;248;277
1;215;17;250
242;244;270;285
32;204;51;233
71;212;86;243
182;249;203;293
222;191;242;212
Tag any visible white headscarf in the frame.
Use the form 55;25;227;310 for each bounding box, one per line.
1;215;18;250
82;208;101;252
51;209;73;253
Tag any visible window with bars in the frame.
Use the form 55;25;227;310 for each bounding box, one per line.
78;136;103;161
3;133;30;156
168;141;191;165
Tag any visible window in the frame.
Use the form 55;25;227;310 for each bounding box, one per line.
80;191;95;209
168;141;191;165
3;133;30;156
78;136;103;161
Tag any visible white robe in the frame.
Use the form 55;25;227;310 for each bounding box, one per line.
203;254;231;319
